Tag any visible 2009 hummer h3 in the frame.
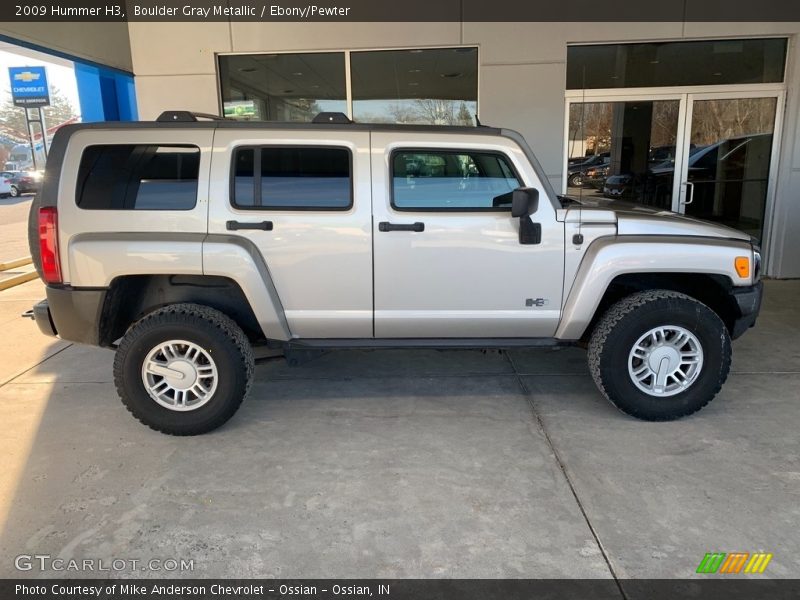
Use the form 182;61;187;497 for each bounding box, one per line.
29;111;762;435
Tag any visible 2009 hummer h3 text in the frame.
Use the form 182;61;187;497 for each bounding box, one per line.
29;111;762;435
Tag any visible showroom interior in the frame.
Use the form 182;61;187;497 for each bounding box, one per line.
1;19;799;278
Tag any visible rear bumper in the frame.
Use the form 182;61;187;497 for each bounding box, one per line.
32;286;108;345
730;281;763;340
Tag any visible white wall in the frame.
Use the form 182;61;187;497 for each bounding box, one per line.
127;21;800;277
0;22;132;72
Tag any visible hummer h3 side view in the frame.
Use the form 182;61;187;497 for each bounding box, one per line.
29;111;762;435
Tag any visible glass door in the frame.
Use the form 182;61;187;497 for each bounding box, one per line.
566;98;682;210
676;93;780;241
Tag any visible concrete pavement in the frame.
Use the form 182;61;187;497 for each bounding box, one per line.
0;279;798;585
0;194;34;265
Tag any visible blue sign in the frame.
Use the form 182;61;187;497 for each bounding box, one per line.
8;66;50;107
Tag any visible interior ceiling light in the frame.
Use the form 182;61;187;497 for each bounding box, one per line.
293;72;303;76
409;49;424;53
409;69;421;73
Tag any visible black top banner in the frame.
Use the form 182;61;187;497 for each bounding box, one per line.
3;0;800;22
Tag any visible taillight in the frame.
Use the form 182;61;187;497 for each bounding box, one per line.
38;206;62;284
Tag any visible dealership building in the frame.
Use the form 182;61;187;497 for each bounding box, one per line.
1;19;799;278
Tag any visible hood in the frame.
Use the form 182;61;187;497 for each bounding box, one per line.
560;196;751;241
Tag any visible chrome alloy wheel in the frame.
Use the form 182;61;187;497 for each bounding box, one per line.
627;326;704;397
141;340;218;411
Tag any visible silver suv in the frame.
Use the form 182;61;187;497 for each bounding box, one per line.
29;111;762;435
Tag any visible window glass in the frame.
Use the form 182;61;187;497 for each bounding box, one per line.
392;150;520;210
76;145;199;210
567;39;786;89
232;147;351;210
351;48;478;125
218;52;347;122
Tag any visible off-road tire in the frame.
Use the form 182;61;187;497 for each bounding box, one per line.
588;290;731;421
27;194;42;278
114;303;254;435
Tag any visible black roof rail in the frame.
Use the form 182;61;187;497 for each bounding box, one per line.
312;112;352;124
156;110;225;123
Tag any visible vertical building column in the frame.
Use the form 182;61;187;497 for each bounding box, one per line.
74;61;137;122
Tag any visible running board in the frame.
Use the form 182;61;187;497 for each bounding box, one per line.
286;338;569;351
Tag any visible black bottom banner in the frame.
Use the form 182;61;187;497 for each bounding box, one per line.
3;579;800;600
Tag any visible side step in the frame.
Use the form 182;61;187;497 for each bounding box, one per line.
288;338;568;350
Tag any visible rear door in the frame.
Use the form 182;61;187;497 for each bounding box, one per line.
208;128;372;338
371;131;565;338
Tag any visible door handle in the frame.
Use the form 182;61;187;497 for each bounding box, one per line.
379;221;425;232
680;181;695;205
226;220;273;231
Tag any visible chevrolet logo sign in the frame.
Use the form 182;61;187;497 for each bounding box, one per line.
13;71;41;83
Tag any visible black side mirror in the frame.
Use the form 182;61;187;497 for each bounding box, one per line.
511;188;541;245
511;187;539;218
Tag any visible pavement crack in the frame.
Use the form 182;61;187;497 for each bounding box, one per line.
505;351;628;600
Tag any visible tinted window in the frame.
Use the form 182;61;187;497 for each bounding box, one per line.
76;145;199;210
351;47;478;125
218;52;347;122
392;150;520;210
567;39;786;89
232;147;351;209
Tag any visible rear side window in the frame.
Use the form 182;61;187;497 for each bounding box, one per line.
76;145;200;210
232;146;351;210
392;149;520;210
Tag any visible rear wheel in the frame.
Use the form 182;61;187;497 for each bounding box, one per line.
588;290;731;421
114;303;254;435
568;172;583;187
9;185;19;197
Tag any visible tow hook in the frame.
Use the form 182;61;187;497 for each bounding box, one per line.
21;309;35;320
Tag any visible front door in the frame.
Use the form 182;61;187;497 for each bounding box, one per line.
676;93;780;242
371;132;564;338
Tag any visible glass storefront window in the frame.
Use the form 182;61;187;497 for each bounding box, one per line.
351;48;478;125
567;39;787;90
218;52;347;122
218;48;479;125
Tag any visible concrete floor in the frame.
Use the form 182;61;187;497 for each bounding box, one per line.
0;195;34;264
0;279;798;584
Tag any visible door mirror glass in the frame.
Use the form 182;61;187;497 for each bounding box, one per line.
511;187;539;218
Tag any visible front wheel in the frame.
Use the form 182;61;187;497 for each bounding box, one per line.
568;173;583;188
9;185;19;197
588;290;731;421
114;303;254;435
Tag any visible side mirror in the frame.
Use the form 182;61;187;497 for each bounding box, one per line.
511;188;542;245
511;187;539;218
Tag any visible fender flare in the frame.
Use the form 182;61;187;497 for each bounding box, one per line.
555;235;752;340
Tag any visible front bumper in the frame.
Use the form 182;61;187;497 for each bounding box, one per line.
730;281;763;339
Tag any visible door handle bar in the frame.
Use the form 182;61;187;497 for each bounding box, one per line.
379;221;425;232
680;181;695;205
226;220;274;231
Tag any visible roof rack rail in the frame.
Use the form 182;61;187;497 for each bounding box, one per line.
312;112;352;124
156;110;225;123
